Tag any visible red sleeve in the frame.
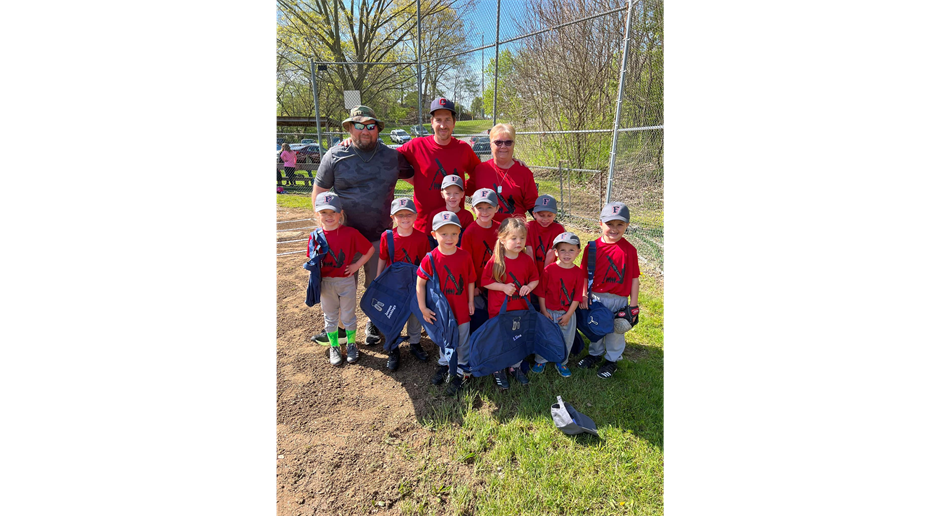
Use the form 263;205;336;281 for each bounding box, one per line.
521;166;538;213
580;255;589;279
572;270;585;302
481;259;495;287
534;267;548;298
526;255;539;284
306;233;313;258
525;221;537;249
417;252;434;280
465;253;477;285
352;228;372;255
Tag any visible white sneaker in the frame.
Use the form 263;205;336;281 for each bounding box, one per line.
346;342;359;364
329;346;342;366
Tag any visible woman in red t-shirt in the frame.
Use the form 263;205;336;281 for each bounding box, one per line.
468;123;538;224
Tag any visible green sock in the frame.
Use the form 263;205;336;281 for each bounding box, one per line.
327;331;340;347
346;329;357;345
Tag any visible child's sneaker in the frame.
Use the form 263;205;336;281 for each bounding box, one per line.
346;342;359;364
577;354;603;369
313;327;347;344
555;363;572;378
596;360;618;379
531;362;547;374
431;365;449;385
493;369;510;390
386;347;401;371
510;367;529;385
365;321;382;346
408;343;429;362
445;374;469;397
329;346;343;366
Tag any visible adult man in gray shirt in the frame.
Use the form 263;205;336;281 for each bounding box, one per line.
310;105;415;347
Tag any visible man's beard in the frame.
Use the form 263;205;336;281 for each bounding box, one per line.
353;136;377;152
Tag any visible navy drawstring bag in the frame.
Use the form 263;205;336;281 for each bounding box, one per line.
466;296;566;377
411;254;460;374
303;228;330;307
574;240;615;350
360;230;419;352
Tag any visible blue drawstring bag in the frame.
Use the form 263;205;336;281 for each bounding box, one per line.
411;254;460;374
360;230;419;351
575;241;615;350
466;296;566;377
303;228;330;307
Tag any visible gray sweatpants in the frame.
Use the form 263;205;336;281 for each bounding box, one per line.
587;292;631;362
332;239;381;332
534;308;578;365
320;275;358;334
406;314;422;344
437;322;471;375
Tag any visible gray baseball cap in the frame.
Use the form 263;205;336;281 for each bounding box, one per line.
471;188;498;207
600;202;629;223
533;194;558;214
551;395;599;437
552;232;581;248
441;175;464;190
390;197;417;215
315;192;343;213
431;210;462;231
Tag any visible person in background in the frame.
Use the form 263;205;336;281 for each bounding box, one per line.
280;142;297;186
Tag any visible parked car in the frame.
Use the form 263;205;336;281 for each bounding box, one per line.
389;129;411;144
468;135;488;145
410;125;430;138
471;141;491;158
277;144;321;165
276;137;285;151
300;138;315;144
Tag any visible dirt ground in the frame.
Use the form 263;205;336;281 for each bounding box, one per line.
277;207;476;515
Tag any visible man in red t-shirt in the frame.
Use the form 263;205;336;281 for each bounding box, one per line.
396;97;482;235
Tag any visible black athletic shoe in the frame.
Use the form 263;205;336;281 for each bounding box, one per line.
365;321;382;346
312;327;347;344
577;354;603;369
446;374;468;397
431;365;449;385
596;360;618;379
509;367;529;385
493;369;510;390
386;347;401;371
408;343;429;362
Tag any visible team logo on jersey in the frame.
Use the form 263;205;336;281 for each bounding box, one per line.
442;264;465;296
492;183;516;214
481;240;494;268
535;235;548;263
603;255;627;285
559;281;574;307
325;247;346;269
507;271;523;301
401;248;413;265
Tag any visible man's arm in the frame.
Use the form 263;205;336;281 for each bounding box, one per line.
312;150;333;206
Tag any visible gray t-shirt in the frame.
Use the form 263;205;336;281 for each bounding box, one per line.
314;143;415;242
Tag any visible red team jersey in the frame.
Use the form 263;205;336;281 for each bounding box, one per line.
379;228;431;266
469;160;538;223
580;238;641;298
525;220;567;270
397;137;481;234
417;248;476;325
459;220;500;286
535;262;585;312
481;252;539;318
427;206;475;236
317;225;373;278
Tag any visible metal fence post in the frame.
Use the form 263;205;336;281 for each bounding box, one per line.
491;0;501;126
558;160;564;217
605;0;635;205
416;0;423;125
310;58;323;150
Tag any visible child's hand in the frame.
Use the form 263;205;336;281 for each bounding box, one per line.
421;307;437;323
540;309;551;319
473;287;481;297
468;301;475;316
503;283;517;296
344;264;360;276
579;299;589;310
559;313;572;327
519;285;532;297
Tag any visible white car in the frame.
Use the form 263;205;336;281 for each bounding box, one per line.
389;129;411;144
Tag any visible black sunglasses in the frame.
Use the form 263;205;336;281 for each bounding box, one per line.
353;122;377;131
492;140;514;147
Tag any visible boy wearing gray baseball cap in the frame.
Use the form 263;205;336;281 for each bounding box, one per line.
575;202;641;379
532;232;585;377
525;194;567;272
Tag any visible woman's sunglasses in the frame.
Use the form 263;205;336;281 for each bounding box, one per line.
491;140;514;147
353;122;377;131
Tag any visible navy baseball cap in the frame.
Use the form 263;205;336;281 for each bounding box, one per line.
471;188;498;207
552;232;580;248
441;175;464;190
390;197;416;215
551;396;599;437
429;97;456;117
533;194;558;214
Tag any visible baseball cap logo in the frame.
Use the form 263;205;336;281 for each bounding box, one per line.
325;195;333;202
612;206;620;213
542;198;549;205
440;99;446;106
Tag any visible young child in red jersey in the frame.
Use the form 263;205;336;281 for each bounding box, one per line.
416;211;476;397
314;192;375;367
525;194;567;271
576;202;641;380
481;217;540;390
376;198;432;371
532;232;584;378
428;175;475;247
459;188;501;323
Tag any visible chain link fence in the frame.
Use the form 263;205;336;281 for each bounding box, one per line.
277;0;663;275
